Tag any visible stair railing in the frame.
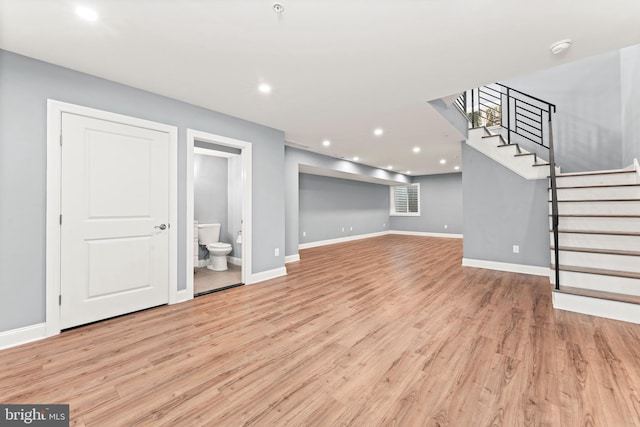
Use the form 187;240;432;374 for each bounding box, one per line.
548;118;560;290
455;84;560;289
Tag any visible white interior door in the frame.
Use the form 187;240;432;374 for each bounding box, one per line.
60;112;170;329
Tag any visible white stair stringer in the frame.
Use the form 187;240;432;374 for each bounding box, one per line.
550;159;640;324
466;127;559;180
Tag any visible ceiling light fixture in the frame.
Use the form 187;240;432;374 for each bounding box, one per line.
454;165;460;171
353;156;359;161
406;170;411;175
322;139;331;147
76;5;98;21
258;83;272;94
272;3;284;14
439;159;446;164
413;147;421;153
387;165;393;170
550;39;572;55
373;128;384;137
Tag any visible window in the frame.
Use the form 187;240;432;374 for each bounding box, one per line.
390;183;420;216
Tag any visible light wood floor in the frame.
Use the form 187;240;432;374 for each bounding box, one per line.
194;264;242;295
2;235;640;426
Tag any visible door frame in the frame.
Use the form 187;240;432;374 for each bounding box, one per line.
186;129;252;297
46;100;178;337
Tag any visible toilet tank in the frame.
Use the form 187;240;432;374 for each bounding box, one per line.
197;223;221;245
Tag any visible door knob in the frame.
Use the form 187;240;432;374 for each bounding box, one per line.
155;224;167;230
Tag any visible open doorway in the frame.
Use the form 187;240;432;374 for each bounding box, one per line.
186;129;252;298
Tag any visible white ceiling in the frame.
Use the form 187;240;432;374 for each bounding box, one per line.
2;0;640;175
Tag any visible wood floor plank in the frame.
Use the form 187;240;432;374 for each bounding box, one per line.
1;235;639;425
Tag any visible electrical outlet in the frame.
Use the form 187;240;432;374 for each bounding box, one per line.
383;223;386;228
444;224;448;229
342;227;345;232
303;231;306;237
350;226;353;231
274;248;279;256
513;245;519;254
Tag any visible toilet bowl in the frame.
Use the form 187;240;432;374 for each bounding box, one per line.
197;223;232;271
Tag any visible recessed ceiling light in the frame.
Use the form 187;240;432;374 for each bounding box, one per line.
413;147;421;153
76;6;98;21
454;165;460;171
550;39;572;55
373;128;384;137
353;156;359;161
406;170;411;174
387;165;393;170
440;159;446;164
322;139;331;147
258;83;272;94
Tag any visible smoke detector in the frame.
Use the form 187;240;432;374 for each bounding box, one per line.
550;39;572;55
273;3;284;14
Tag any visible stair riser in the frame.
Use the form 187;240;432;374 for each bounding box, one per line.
551;251;640;273
556;173;638;187
551;216;640;232
551;232;640;252
554;186;640;200
550;201;640;215
550;271;640;297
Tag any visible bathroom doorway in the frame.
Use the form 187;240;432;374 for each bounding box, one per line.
186;129;252;298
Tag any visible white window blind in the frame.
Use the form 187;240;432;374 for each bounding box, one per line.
390;184;420;216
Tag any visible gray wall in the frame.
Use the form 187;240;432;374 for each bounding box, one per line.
299;174;389;244
0;50;285;332
462;144;549;267
503;50;623;173
285;146;410;256
391;173;463;234
194;154;228;259
621;44;640;164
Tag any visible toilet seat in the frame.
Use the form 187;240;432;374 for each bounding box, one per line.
207;243;232;250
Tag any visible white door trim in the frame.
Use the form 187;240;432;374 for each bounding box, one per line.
46;100;178;337
186;129;252;297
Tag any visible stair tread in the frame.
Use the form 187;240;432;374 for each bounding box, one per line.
533;163;550;167
555;286;640;305
550;264;640;279
552;246;640;257
549;213;640;218
556;169;637;178
550;199;640;203
551;183;640;190
514;152;535;157
554;229;640;237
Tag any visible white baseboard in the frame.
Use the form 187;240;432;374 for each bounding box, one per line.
0;323;47;351
247;267;287;285
227;256;242;266
299;231;389;250
197;259;208;268
285;254;300;263
390;230;463;239
462;258;550;276
553;291;640;324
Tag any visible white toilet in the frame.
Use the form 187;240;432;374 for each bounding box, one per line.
197;223;233;271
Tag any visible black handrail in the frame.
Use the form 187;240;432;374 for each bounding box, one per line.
455;83;556;148
455;83;560;289
548;118;560;290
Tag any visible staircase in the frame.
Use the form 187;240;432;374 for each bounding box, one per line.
454;83;640;324
466;127;557;180
550;161;640;322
